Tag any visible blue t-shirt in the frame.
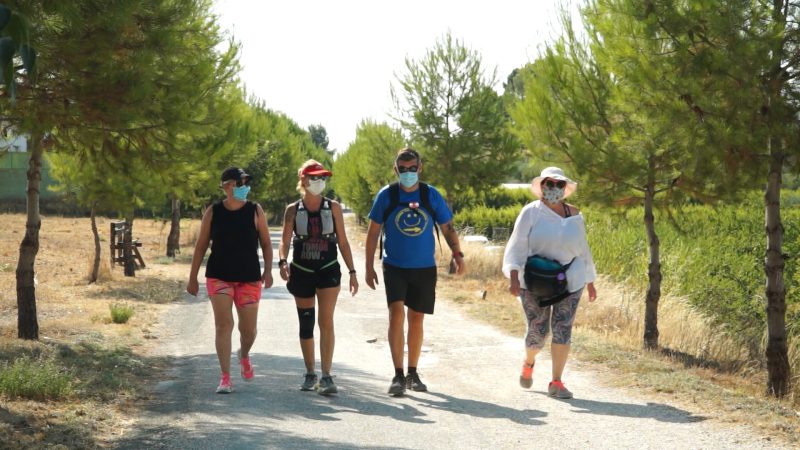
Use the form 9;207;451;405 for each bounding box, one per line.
368;183;453;268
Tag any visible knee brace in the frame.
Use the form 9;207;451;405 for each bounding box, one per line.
297;307;315;340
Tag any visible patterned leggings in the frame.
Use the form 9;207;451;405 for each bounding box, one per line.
520;288;582;349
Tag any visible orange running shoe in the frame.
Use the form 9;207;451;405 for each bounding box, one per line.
519;362;534;389
548;380;573;399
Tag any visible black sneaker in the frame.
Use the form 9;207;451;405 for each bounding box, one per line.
388;375;406;396
300;373;318;391
405;372;427;392
316;375;338;395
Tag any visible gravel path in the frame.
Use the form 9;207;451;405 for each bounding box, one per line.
115;232;785;449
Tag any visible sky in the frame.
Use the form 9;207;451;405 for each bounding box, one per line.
213;0;566;153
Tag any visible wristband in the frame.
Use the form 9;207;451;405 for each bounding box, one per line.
349;269;356;275
279;259;288;267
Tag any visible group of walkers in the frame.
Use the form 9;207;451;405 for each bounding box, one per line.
186;147;597;400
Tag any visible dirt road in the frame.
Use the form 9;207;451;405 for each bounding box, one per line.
116;232;784;449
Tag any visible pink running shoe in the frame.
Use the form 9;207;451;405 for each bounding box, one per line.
238;349;254;381
216;373;233;394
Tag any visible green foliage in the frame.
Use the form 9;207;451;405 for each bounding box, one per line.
308;124;330;153
0;356;73;400
28;0;246;219
244;103;329;219
453;205;520;239
332;120;405;219
109;303;134;324
0;4;35;99
392;31;519;203
586;192;800;355
450;186;532;212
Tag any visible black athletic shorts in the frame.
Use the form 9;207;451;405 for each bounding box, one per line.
382;262;437;314
287;261;342;298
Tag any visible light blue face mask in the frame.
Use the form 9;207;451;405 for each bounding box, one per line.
233;185;251;200
398;172;418;188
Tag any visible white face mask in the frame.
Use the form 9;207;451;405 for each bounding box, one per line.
307;179;326;195
542;186;565;204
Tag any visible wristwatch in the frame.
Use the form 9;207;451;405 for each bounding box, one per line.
278;258;288;267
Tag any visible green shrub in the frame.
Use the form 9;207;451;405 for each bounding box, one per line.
454;205;521;240
0;356;73;400
584;192;800;355
451;186;532;212
109;303;135;324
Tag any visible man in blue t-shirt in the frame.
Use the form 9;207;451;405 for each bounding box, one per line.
365;147;466;397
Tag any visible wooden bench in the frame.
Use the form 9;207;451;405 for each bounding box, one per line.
110;221;146;270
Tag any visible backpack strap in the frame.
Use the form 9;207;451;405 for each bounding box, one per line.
379;182;442;259
382;183;401;224
294;200;308;239
320;199;335;236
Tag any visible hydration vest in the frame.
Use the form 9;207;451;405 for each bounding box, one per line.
294;198;336;241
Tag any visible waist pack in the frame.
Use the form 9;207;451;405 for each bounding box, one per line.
524;255;574;307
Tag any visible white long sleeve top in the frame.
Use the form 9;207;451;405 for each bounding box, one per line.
502;200;597;293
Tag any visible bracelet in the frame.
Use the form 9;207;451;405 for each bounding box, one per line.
348;269;356;275
278;259;287;267
453;251;464;258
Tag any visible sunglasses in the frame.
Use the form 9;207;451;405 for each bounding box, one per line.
543;179;567;189
397;165;419;173
308;175;328;181
222;178;250;188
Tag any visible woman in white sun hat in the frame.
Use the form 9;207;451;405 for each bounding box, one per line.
502;166;597;399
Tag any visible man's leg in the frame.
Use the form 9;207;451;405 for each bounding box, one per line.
388;301;406;370
406;308;425;368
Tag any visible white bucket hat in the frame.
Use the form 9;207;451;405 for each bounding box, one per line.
531;166;577;199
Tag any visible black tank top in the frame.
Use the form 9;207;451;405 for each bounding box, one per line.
292;201;338;270
205;201;261;282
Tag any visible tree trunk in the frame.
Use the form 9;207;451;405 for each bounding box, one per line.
89;203;101;283
123;216;135;277
166;197;181;257
16;132;44;340
761;0;791;399
764;137;790;397
643;163;661;350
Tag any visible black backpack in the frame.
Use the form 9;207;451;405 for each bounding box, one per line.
379;182;441;258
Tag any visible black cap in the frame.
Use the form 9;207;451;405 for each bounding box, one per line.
220;167;250;183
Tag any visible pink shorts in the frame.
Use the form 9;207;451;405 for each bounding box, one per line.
206;278;262;309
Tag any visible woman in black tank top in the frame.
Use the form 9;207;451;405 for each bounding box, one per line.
187;167;274;394
278;160;358;395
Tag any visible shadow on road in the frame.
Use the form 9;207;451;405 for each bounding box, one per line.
115;353;442;449
536;394;706;423
411;391;546;425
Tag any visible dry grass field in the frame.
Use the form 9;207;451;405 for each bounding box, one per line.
0;213;198;449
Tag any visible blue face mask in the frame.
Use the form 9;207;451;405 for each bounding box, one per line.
398;172;418;188
233;185;251;200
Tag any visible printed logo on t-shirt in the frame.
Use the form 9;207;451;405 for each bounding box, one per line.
300;216;330;260
394;207;429;237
